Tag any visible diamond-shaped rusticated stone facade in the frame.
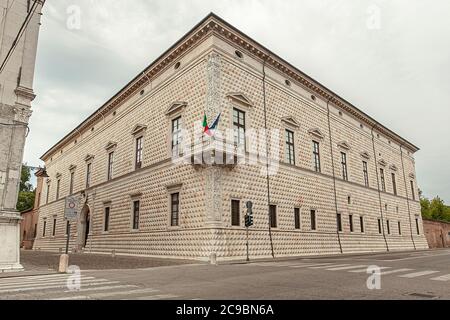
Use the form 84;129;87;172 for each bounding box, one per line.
33;14;428;262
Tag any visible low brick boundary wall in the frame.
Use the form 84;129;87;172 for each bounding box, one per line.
423;219;450;248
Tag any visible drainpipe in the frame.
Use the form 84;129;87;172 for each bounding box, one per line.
400;145;417;250
326;97;343;254
262;55;275;259
371;125;390;252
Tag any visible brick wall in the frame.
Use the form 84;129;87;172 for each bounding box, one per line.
423;219;450;248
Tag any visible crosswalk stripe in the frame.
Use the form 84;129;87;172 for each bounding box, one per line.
52;288;160;300
131;294;179;300
326;265;368;271
0;274;68;282
430;274;450;282
399;271;440;278
0;277;96;287
349;267;391;273
0;280;120;294
0;278;107;290
380;268;413;275
0;274;76;284
309;264;350;269
289;263;335;268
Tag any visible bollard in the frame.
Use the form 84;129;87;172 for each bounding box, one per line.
58;254;69;273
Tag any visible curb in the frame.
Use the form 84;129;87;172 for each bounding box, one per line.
0;270;58;279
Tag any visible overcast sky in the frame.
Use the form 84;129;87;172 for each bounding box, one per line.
24;0;450;202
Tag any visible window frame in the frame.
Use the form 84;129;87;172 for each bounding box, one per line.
231;199;241;227
132;200;140;230
285;129;295;165
56;179;60;200
294;208;301;230
378;218;382;234
233;107;246;149
104;206;111;232
380;168;386;192
310;209;317;231
313;141;321;173
170;192;180;227
386;220;391;235
69;171;75;195
52;217;57;237
135;136;144;170
86;162;92;189
337;213;342;232
362;161;369;187
46;182;51;204
398;221;402;235
171;116;183;156
107;151;114;181
360;216;365;233
349;214;354;233
42;219;47;237
410;180;416;200
269;205;277;228
391;172;397;196
341;152;348;181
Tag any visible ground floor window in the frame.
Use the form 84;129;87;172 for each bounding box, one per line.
294;208;301;230
360;216;365;233
104;207;110;232
311;210;317;231
337;213;342;232
270;205;277;228
171;193;180;227
132;200;140;230
378;219;382;234
231;200;240;226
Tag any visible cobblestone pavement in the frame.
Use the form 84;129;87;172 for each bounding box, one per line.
18;250;198;273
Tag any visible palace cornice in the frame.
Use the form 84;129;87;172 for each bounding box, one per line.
41;13;419;161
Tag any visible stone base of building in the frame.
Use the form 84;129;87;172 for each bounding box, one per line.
0;210;23;273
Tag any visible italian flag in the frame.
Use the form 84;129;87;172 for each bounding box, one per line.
203;113;221;137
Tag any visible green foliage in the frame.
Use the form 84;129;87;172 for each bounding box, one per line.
16;164;35;212
420;193;450;223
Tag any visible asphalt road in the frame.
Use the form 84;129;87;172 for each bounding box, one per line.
1;249;449;300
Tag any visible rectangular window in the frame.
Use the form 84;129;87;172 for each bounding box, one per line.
269;205;277;228
360;216;365;233
43;220;46;237
313;141;321;173
46;183;50;204
341;152;348;181
233;108;246;148
103;207;110;232
378;218;382;234
52;218;56;237
33;223;37;238
171;193;180;227
135;137;143;169
349;214;354;232
37;192;40;208
285;129;295;165
172;116;182;154
416;218;420;235
387;220;391;235
69;172;75;195
410;180;416;200
56;179;60;200
398;221;402;235
294;208;301;230
86;163;92;188
337;213;342;232
391;173;397;196
132;200;140;230
231;200;240;227
107;152;114;181
311;210;317;231
66;221;70;236
363;161;369;187
380;168;386;192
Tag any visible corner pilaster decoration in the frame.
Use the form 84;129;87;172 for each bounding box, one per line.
166;102;187;116
308;128;325;140
12;106;33;124
337;141;351;151
390;164;398;172
378;159;387;167
131;124;147;136
204;52;223;227
281;116;300;129
360;151;371;160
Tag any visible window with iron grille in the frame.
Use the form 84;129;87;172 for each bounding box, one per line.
52;218;56;237
231;200;240;226
360;216;365;233
132;201;140;230
398;221;402;235
378;218;382;234
416;218;420;235
363;161;369;187
337;213;342;232
387;220;391;234
135;137;143;169
341;152;348;181
104;207;110;232
311;210;317;231
270;205;277;228
107;152;114;181
294;208;301;229
233;108;246;148
349;214;354;232
285;129;295;165
313;141;321;173
171;193;180;227
43;220;46;237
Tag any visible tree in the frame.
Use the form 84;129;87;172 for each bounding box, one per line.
16;164;35;212
420;194;450;223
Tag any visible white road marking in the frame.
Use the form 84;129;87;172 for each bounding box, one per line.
399;270;440;278
0;277;96;287
0;278;107;290
289;263;335;268
309;264;351;269
380;268;414;275
349;267;391;273
129;294;179;300
63;284;138;293
52;288;160;300
326;265;368;271
0;280;119;293
430;274;450;282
